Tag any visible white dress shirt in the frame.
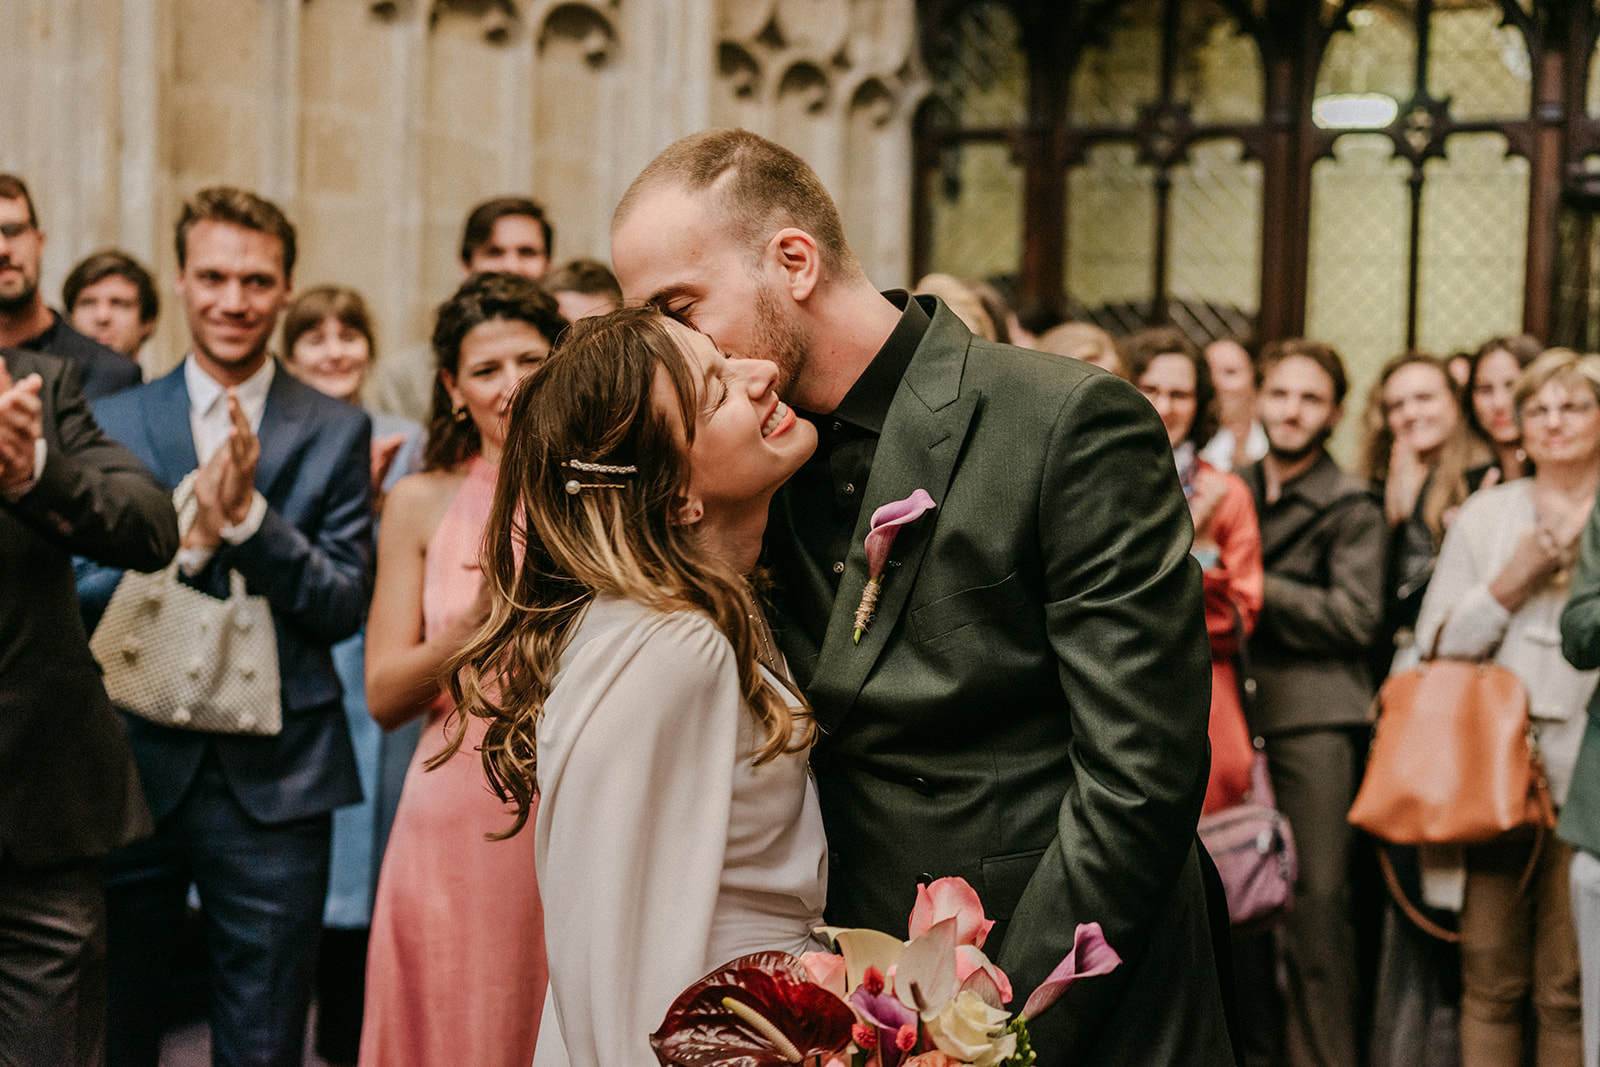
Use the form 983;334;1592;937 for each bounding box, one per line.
175;354;272;571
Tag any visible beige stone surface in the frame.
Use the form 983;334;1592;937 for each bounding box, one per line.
0;0;925;417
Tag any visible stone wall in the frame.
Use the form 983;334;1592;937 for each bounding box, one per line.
0;0;927;416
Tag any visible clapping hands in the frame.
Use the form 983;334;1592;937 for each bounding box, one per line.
0;356;44;497
184;389;260;549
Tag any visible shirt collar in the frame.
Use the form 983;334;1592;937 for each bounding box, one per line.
1270;450;1349;509
184;352;276;427
827;291;931;433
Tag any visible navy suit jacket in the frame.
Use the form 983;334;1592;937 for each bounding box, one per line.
85;362;373;824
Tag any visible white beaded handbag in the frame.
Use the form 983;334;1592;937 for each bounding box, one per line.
89;472;282;736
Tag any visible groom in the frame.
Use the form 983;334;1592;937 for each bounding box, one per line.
612;130;1232;1066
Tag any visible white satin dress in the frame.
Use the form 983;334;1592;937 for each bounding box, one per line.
530;596;828;1067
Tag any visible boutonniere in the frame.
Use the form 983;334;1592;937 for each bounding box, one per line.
853;489;937;644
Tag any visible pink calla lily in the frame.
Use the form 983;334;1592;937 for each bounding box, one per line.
1018;922;1122;1021
908;877;994;949
864;489;937;577
853;489;936;643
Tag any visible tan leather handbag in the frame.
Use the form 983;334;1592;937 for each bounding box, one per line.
1347;655;1554;845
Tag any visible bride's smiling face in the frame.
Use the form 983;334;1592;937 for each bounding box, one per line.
652;319;817;521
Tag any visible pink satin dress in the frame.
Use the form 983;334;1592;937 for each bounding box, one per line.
359;457;546;1067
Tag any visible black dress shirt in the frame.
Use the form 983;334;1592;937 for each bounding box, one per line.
779;291;930;608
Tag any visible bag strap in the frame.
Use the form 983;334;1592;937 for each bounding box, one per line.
1376;847;1460;943
1379;820;1548;944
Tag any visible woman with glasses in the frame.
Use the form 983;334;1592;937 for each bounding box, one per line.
1412;349;1600;1067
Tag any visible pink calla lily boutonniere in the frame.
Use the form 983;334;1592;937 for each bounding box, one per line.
854;489;937;645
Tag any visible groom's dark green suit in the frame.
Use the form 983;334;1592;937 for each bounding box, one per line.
769;296;1233;1066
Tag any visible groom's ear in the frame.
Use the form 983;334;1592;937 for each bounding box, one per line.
769;228;820;303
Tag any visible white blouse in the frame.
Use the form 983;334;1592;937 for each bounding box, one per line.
1414;479;1598;805
532;596;828;1067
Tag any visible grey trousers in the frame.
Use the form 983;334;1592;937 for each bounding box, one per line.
1264;727;1362;1067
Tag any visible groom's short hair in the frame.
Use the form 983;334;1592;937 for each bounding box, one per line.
613;128;864;282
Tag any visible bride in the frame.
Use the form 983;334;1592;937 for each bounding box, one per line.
444;305;827;1067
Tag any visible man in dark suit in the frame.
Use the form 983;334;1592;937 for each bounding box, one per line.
0;347;177;1067
83;187;373;1066
0;176;142;400
612;130;1232;1066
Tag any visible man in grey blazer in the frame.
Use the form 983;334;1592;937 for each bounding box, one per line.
613;129;1232;1066
0;347;177;1067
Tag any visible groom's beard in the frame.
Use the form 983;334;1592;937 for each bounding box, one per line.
754;283;811;397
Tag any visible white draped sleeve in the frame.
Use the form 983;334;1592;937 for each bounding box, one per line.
532;598;825;1067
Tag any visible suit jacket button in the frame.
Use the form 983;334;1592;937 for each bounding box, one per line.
918;872;934;885
912;776;931;795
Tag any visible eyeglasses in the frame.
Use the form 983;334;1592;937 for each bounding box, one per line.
1520;399;1600;424
0;221;34;240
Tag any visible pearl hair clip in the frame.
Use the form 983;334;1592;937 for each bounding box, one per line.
561;459;637;495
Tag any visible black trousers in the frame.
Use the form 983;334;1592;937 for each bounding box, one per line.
0;854;108;1067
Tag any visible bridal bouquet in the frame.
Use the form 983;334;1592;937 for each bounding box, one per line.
650;877;1120;1067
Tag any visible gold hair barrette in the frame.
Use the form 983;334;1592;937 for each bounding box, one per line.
561;459;637;495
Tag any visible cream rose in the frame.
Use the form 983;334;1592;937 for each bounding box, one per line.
921;990;1017;1067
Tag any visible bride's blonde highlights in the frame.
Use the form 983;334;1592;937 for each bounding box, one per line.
440;306;814;838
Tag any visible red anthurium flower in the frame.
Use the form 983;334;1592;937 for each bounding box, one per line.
651;952;856;1067
1018;922;1122;1021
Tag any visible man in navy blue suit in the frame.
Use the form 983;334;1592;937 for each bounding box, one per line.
85;187;374;1067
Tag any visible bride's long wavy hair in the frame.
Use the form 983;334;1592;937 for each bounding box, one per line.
440;305;814;839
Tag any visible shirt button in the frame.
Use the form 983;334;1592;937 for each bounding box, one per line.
832;421;843;432
833;561;845;574
843;483;855;495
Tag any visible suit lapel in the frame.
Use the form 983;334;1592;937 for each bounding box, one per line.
807;304;979;730
253;365;310;501
147;368;199;488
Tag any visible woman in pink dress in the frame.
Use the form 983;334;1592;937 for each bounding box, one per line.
359;272;563;1067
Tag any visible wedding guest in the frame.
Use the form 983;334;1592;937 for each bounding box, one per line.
1559;488;1600;1067
1358;352;1477;679
1413;347;1600;1067
449;306;825;1067
91;186;375;1067
358;273;559;1067
0;175;139;399
460;197;552;281
966;277;1014;344
1357;352;1476;1067
1467;335;1543;487
1039;320;1124;377
63;250;159;362
1200;337;1267;473
1240;339;1385;1067
543;257;621;323
0;349;177;1067
1124;327;1262;814
281;285;425;1067
913;273;996;341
